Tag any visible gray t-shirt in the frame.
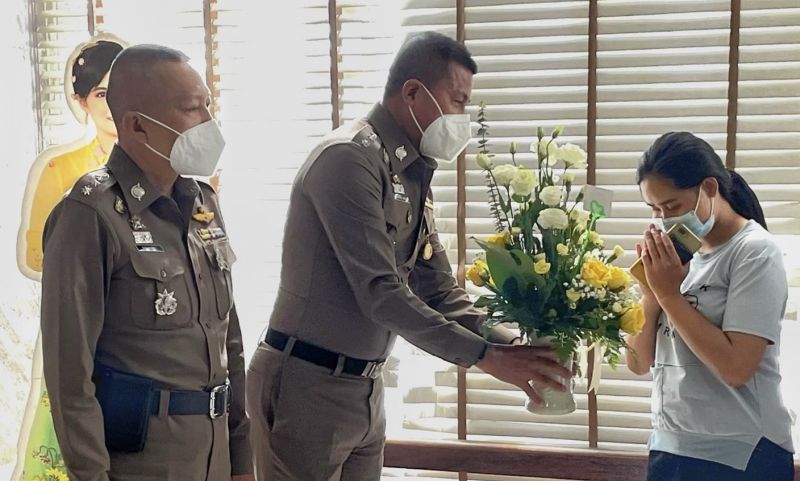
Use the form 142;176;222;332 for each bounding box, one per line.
649;220;794;470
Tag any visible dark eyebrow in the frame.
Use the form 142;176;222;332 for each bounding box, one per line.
646;198;679;207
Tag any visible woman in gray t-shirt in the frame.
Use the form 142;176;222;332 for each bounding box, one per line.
625;132;794;481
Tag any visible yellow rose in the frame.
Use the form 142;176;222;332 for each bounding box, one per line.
466;260;489;287
557;243;569;256
607;266;632;290
534;258;551;275
620;304;646;335
580;257;611;288
566;288;582;303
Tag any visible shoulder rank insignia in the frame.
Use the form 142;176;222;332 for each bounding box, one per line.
93;172;110;185
114;196;127;215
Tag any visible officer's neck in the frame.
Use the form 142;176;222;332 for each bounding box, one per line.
130;150;180;196
143;168;180;196
383;98;423;151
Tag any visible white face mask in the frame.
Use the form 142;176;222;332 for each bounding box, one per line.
138;112;225;176
408;83;471;163
654;189;716;238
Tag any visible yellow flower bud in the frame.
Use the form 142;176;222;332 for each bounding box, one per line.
466;260;490;287
486;232;507;247
557;243;569;256
566;288;582;303
534;258;551;275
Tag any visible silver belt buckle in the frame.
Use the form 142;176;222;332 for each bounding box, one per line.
361;361;385;379
209;382;229;419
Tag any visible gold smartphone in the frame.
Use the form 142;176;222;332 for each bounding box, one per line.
629;223;702;290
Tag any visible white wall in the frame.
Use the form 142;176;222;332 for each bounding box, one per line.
0;0;42;476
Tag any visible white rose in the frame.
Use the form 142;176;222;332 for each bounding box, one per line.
537;208;569;230
510;167;538;196
531;136;559;165
476;152;492;170
570;208;590;226
491;164;517;186
559;143;588;169
539;185;564;207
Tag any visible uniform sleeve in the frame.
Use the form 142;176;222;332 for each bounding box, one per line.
41;198;116;481
721;242;788;344
302;144;488;367
225;303;253;475
409;227;518;345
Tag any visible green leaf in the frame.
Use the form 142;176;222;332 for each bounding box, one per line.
474;295;495;309
479;242;540;294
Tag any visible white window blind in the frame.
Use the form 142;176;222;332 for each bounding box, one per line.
213;0;333;357
30;0;92;148
96;0;208;84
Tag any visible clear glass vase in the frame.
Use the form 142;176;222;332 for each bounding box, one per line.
524;337;576;415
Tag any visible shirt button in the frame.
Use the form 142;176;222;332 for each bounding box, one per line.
160;269;167;278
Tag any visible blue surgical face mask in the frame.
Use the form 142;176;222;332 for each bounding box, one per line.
654;189;716;238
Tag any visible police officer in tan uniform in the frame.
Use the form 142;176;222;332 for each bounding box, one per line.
247;31;571;481
41;45;253;481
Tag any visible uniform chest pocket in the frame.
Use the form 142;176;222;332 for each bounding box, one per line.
129;255;193;330
203;239;237;320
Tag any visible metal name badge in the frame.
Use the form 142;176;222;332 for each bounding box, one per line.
133;231;154;245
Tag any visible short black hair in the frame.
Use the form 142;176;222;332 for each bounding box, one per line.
72;40;124;98
384;31;478;100
107;44;190;120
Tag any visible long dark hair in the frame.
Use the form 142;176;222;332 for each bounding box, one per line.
636;132;767;230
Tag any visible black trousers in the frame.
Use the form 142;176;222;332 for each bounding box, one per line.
647;437;794;481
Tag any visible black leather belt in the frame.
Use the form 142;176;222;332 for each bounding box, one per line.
150;381;230;419
265;328;385;379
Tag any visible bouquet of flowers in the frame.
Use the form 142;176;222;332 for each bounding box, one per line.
467;104;644;414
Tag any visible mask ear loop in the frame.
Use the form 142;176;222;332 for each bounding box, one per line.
408;81;444;135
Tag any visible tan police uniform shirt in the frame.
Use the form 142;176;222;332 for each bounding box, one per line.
40;146;251;481
269;103;515;366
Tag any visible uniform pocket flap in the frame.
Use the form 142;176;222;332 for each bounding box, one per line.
203;239;237;271
130;254;186;281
